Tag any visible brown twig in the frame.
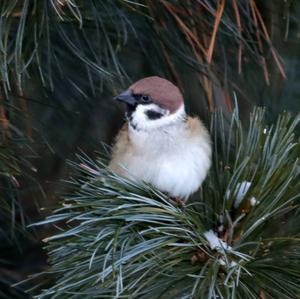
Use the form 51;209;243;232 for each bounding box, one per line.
206;0;225;64
0;88;11;139
249;0;263;53
249;0;270;85
232;0;243;74
201;75;214;112
160;41;184;91
250;0;286;79
223;90;233;112
261;56;270;86
146;1;183;90
0;106;9;131
259;290;267;299
161;1;206;55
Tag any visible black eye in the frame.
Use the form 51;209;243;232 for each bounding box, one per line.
140;95;150;103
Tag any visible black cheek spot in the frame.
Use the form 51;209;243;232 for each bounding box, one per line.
145;110;164;120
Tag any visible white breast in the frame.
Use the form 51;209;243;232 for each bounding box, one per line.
118;121;211;200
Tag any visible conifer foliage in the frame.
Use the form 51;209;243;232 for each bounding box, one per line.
34;108;300;299
0;0;299;298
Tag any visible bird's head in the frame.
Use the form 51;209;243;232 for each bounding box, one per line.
114;76;185;131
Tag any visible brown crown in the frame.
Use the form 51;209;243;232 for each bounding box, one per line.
129;76;184;113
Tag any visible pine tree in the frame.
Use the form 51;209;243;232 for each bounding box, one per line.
0;0;299;298
32;107;300;298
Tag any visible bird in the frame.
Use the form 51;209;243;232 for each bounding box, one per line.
109;76;212;203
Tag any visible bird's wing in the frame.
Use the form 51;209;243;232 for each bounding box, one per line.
109;123;130;173
185;116;212;157
186;116;210;138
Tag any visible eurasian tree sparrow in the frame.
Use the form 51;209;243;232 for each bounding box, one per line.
109;76;211;202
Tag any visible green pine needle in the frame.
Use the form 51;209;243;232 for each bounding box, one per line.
32;107;300;299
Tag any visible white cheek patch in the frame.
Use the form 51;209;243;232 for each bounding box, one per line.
130;104;185;131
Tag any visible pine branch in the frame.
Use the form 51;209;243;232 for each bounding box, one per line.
31;107;300;299
1;0;293;109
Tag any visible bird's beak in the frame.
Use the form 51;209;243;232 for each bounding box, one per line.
114;90;136;106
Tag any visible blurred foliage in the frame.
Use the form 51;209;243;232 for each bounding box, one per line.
1;0;299;111
0;0;299;297
0;106;34;298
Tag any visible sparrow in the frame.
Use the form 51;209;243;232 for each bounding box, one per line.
109;76;212;202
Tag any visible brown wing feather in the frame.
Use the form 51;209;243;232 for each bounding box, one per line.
186;116;210;139
109;123;130;173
